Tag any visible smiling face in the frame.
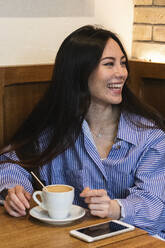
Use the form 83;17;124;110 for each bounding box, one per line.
88;38;128;107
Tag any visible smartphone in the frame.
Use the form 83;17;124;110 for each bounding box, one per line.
70;220;135;242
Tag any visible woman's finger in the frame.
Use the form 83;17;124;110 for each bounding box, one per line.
80;188;107;198
15;185;31;209
7;187;27;211
4;199;26;217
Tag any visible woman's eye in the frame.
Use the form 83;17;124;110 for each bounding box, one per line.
104;62;114;66
121;61;126;66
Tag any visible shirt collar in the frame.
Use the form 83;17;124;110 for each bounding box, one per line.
82;111;151;147
117;112;151;146
82;119;96;147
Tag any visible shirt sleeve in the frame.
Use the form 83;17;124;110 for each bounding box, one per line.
0;130;52;199
118;135;165;236
0;151;34;198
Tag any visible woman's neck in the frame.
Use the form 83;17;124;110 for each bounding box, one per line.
85;104;120;159
85;103;120;133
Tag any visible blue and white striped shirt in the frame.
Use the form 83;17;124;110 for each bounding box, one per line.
1;112;165;238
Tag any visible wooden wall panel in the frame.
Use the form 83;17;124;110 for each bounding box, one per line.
129;59;165;117
142;78;165;116
0;68;5;147
0;64;53;147
4;82;50;143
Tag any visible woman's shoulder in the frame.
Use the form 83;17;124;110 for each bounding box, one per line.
121;111;164;131
119;111;165;147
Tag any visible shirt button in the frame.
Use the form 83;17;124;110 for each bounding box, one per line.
116;145;121;150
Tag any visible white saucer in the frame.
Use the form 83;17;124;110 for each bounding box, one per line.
29;205;86;225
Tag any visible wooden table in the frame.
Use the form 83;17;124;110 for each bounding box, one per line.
0;205;164;248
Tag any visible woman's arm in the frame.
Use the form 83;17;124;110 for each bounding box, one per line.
118;143;165;235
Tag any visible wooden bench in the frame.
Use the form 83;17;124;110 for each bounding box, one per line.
0;60;165;147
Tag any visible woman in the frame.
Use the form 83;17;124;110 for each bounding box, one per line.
0;25;165;238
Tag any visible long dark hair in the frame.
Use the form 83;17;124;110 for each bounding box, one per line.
1;25;165;168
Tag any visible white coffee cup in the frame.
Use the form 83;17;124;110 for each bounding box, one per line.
33;184;74;219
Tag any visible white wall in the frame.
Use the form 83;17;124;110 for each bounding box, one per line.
0;0;133;65
95;0;134;58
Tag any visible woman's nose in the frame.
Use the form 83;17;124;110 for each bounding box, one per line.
114;65;127;78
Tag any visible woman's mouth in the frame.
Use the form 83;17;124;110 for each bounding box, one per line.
107;83;123;89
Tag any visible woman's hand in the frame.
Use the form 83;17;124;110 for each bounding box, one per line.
4;185;32;217
80;187;121;219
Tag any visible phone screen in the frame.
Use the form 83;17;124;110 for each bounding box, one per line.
77;221;128;237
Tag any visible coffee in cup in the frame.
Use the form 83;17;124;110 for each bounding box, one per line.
46;185;72;193
33;184;74;219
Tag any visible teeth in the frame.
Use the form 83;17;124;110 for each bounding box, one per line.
107;83;122;89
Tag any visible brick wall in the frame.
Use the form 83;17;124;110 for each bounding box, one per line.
132;0;165;62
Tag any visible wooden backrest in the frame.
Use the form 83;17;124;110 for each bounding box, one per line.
0;64;53;147
129;60;165;117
